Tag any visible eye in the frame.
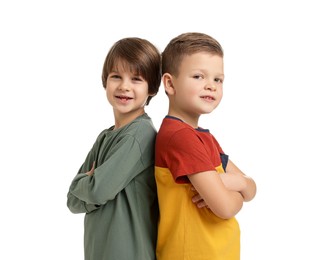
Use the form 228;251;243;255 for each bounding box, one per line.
132;77;142;81
109;73;121;79
132;76;144;82
193;74;203;80
215;78;223;83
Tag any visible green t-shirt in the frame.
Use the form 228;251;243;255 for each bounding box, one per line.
67;114;158;260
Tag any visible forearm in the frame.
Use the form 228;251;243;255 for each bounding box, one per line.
216;190;243;219
67;192;99;214
68;173;105;205
189;170;244;219
220;172;256;202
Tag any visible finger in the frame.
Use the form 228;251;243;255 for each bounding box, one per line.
192;194;202;203
196;201;208;208
89;162;95;174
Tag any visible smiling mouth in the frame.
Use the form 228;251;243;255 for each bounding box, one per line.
116;95;133;101
200;96;215;101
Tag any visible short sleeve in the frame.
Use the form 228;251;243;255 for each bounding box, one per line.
166;129;216;183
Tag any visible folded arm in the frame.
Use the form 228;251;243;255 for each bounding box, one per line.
68;135;144;207
221;159;257;202
188;170;244;219
67;190;100;214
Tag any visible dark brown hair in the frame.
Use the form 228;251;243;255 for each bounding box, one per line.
102;37;161;105
162;32;223;76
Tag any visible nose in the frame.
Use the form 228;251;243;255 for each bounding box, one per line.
118;79;131;91
204;81;217;91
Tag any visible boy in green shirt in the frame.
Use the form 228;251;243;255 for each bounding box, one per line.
67;37;161;260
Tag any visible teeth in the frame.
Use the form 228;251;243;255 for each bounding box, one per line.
203;96;213;100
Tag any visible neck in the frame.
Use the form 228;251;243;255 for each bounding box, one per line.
167;107;199;128
113;109;145;129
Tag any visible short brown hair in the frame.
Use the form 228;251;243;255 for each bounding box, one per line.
102;37;161;105
162;32;223;76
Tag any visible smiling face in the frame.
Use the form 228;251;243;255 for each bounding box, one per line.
164;52;224;127
106;61;151;128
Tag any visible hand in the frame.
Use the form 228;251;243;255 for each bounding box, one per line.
86;161;95;176
191;186;209;209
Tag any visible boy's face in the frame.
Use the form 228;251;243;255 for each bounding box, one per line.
106;62;150;118
169;52;224;118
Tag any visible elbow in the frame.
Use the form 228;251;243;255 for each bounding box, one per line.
67;205;83;214
242;178;257;202
243;192;256;202
218;212;235;220
213;207;242;220
67;193;85;214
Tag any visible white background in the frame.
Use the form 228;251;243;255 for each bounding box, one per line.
1;0;324;259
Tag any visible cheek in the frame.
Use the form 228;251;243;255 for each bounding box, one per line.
137;85;149;97
186;88;199;99
105;87;113;102
218;88;223;98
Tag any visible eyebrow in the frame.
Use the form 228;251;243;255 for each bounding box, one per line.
191;69;224;77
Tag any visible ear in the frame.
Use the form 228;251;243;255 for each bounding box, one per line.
162;73;175;95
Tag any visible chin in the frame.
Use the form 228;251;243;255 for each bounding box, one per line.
200;108;215;114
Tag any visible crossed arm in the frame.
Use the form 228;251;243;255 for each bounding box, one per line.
189;159;256;219
221;159;256;202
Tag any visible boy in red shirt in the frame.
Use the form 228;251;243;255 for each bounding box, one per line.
155;32;257;260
